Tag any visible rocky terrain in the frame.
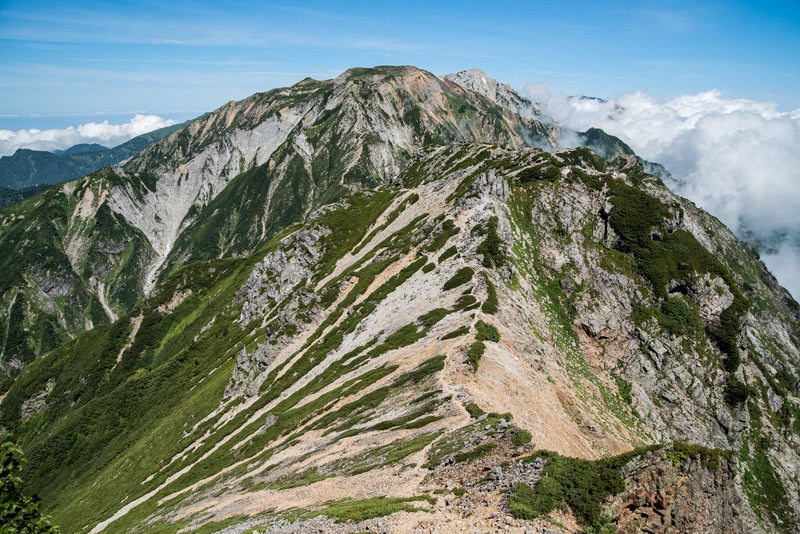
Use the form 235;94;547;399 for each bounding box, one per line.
0;67;799;533
0;66;554;374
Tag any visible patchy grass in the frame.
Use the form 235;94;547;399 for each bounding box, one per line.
443;267;475;291
480;272;498;314
453;442;496;463
614;376;633;405
669;440;731;472
425;422;488;468
741;403;793;531
274;432;441;489
424;219;460;253
475;320;500;342
511;429;532;446
466;341;485;371
306;495;435;523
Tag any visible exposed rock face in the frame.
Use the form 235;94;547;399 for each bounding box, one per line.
668;273;734;324
610;448;748;533
116;65;554;286
444;68;543;118
445;68;557;147
20;378;55;421
238;227;328;325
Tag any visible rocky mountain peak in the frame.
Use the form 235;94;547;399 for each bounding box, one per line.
445;68;544;117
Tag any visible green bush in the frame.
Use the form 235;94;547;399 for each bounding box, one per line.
475;320;500;342
517;166;561;183
418;308;450;328
509;480;561;519
558;147;607;172
466;341;485;371
724;376;749;406
775;369;797;392
480;272;498;314
443;267;474;290
442;325;469;340
660;296;701;336
508;450;625;529
438;245;458;264
453;294;478;311
0;441;59;533
464;403;485;418
614;376;633;405
511;429;532;446
671;440;731;472
476;216;505;268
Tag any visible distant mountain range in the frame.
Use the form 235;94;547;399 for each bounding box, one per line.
0;122;187;207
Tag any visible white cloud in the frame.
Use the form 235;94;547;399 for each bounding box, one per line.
526;83;800;299
0;114;176;156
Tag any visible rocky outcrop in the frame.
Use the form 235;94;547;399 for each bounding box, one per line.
609;447;749;533
238;227;328;325
19;378;55;421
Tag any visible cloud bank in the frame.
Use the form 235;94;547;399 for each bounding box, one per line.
0;114;176;156
526;84;800;299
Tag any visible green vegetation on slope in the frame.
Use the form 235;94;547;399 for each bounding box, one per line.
0;169;159;372
605;178;749;403
741;402;794;531
0;440;59;533
480;271;498;314
302;495;435;523
475;320;500;342
0;127;796;534
443;267;474;290
466;341;485;371
476;215;505;268
0;184;50;209
509;442;726;530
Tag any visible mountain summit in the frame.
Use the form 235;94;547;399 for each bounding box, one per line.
1;66;799;533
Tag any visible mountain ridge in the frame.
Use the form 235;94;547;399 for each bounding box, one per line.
0;66;798;533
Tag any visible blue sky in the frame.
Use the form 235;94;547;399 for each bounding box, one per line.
1;0;798;129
